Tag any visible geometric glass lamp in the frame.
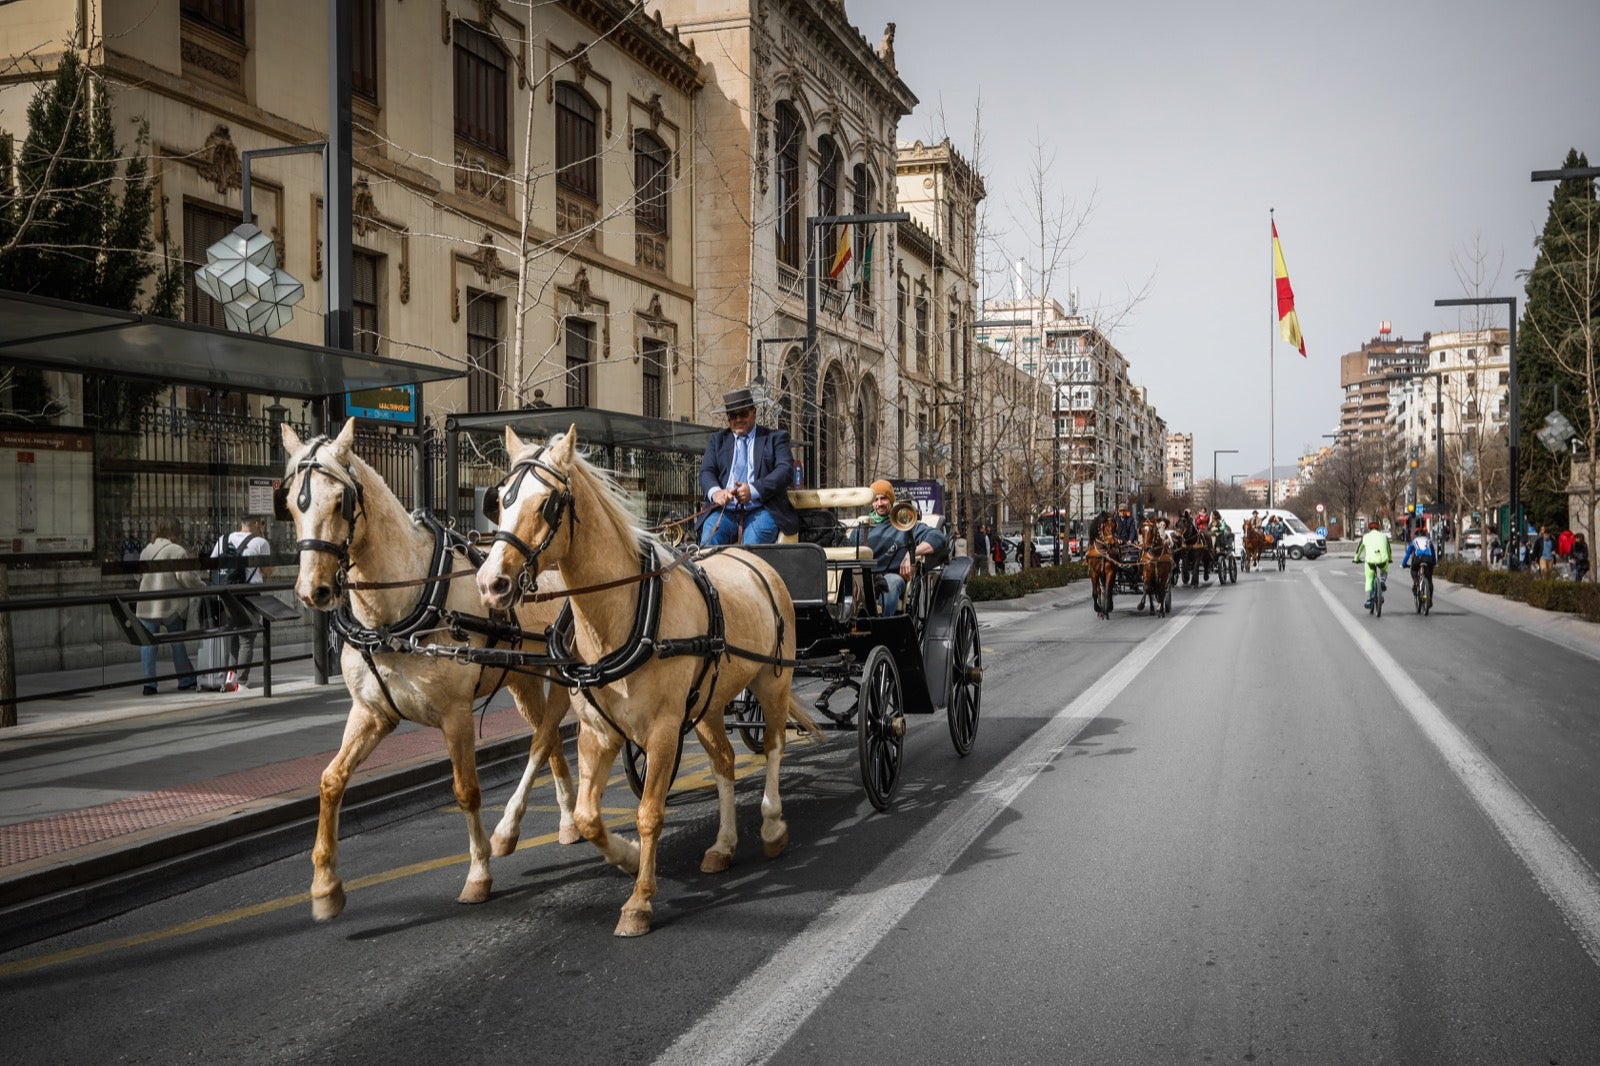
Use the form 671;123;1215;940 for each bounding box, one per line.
193;222;305;336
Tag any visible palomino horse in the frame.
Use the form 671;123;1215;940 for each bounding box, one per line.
476;426;822;937
277;422;579;921
1137;517;1174;617
1084;511;1120;619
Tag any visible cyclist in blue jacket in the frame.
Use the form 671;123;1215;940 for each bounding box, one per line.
1402;519;1438;598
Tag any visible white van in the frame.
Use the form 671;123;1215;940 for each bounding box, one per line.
1213;509;1326;560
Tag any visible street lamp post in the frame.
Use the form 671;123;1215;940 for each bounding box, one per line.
1436;296;1518;567
1212;449;1237;510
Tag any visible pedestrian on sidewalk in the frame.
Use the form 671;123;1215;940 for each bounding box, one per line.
212;517;273;691
1572;532;1590;583
137;521;204;694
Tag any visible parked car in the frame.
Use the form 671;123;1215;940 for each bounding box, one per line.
1461;529;1482;553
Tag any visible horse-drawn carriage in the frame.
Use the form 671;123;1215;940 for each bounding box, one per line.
1085;512;1175;619
711;486;983;810
276;421;980;934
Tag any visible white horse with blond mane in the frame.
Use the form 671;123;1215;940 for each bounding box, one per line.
476;425;821;937
277;421;579;921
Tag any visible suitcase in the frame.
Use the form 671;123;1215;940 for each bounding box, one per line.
197;633;230;691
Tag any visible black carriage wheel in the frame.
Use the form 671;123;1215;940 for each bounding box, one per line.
730;690;764;754
857;646;905;811
622;735;684;800
947;600;982;756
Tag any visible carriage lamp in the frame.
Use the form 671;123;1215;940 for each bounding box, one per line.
194;222;305;336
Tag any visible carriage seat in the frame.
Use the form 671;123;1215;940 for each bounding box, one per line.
778;487;877;545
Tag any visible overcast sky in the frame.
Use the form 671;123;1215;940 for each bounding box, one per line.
849;0;1600;478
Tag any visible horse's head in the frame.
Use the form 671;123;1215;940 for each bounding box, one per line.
277;420;365;610
477;424;577;610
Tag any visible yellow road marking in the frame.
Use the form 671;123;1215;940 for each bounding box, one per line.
0;752;778;978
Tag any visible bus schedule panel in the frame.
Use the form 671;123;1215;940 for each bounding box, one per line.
344;384;418;426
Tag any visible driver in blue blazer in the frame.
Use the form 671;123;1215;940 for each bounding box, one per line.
697;387;799;545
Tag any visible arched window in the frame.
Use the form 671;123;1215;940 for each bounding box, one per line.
634;130;670;236
817;136;841;284
852;164;875;300
777;348;805;444
556;83;598;202
774;103;802;268
820;364;847;485
854;376;880;485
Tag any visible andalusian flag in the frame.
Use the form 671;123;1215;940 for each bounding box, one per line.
853;233;874;291
1272;220;1306;357
828;226;852;280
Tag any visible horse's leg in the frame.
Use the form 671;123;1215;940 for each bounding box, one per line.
311;701;395;921
749;680;803;859
616;720;679;937
492;691;579;855
438;708;494;905
572;722;640;874
692;708;740;873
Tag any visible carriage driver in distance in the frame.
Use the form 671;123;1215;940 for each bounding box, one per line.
1113;500;1140;543
853;479;946;616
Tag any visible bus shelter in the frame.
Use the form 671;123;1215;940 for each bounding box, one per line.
443;407;715;537
0;288;463;700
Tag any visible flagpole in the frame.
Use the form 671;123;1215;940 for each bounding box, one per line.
1268;208;1276;508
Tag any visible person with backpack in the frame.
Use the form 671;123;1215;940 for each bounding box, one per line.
212;517;273;691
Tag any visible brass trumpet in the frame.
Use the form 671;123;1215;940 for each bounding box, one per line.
889;499;920;531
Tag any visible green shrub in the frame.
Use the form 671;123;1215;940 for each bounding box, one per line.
1433;559;1600;621
966;562;1082;601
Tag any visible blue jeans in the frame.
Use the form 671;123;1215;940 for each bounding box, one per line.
140;613;196;688
701;506;779;546
879;572;906;616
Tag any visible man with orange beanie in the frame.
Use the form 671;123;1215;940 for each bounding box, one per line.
852;479;946;614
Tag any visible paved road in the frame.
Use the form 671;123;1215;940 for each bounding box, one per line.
3;561;1600;1064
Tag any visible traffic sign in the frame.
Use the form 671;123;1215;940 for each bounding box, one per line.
1315;503;1325;513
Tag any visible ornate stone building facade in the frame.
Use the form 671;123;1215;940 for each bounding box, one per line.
1;0;703;422
647;0;916;485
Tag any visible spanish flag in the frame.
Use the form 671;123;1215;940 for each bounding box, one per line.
1272;220;1306;357
828;226;852;280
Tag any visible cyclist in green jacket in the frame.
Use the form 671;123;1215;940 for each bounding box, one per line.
1353;520;1392;608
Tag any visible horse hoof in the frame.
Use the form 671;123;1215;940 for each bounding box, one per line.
762;828;789;858
457;878;492;905
311;885;346;922
614;909;652;937
558;824;583;846
490;831;518;857
701;848;734;874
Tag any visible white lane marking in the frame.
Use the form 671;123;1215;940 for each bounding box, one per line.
1308;569;1600;967
652;585;1221;1066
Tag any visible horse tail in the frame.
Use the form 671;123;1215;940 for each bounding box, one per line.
785;691;826;742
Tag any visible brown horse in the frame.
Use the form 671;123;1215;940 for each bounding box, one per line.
476;426;822;936
1138;517;1174;617
1242;522;1267;571
276;421;579;922
1084;511;1119;619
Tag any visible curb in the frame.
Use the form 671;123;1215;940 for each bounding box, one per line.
0;729;554;953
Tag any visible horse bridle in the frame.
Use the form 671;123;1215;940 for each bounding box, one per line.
483;448;575;594
275;437;366;586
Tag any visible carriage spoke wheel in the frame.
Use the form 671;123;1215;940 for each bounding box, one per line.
857;646;905;811
947;600;982;756
622;735;685;800
730;690;764;754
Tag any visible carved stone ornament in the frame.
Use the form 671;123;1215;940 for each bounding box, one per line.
467;232;503;283
646;92;664;132
195;125;242;196
645;293;665;322
572;48;592;86
879;22;897;74
352;177;379;238
569;267;596;312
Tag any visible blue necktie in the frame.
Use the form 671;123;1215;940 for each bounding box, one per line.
729;434;751;491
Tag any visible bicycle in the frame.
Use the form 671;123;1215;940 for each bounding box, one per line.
1367;562;1387;617
1413;565;1434;616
